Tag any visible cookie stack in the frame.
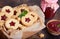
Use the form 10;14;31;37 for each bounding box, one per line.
0;4;39;36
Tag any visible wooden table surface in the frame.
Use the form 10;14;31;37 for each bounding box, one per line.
0;0;60;39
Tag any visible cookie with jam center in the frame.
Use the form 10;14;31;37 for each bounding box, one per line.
21;15;34;26
27;12;39;22
18;4;30;15
5;19;21;29
2;6;14;18
0;12;8;26
12;7;21;19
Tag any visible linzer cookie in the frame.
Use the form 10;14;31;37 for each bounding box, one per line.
21;15;34;26
5;19;20;29
27;12;39;22
12;7;19;19
1;6;13;18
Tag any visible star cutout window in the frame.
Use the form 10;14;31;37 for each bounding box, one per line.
1;15;7;21
6;9;10;13
14;10;17;15
9;21;15;26
25;18;30;23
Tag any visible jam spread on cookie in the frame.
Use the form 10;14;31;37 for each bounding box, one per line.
9;21;15;26
1;15;7;21
25;18;30;22
6;9;10;13
14;10;17;15
47;21;60;32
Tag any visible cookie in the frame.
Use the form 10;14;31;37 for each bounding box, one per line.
21;15;34;26
28;12;38;22
5;19;20;29
2;6;13;18
12;7;20;19
18;4;29;15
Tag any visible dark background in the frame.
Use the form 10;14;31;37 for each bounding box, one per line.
0;0;60;19
0;0;60;39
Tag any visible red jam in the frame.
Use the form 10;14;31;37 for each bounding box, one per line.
25;18;30;23
44;7;55;19
47;21;60;32
9;21;15;26
14;10;17;15
6;9;10;13
1;15;7;21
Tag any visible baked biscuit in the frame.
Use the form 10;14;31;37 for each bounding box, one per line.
2;6;13;18
5;19;20;29
12;7;20;19
18;4;29;15
28;12;38;22
0;12;7;29
21;15;34;26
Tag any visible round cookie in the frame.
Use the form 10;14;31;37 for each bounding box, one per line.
2;6;13;18
5;19;20;29
28;12;39;22
18;4;29;15
21;15;34;26
0;12;7;26
12;7;20;19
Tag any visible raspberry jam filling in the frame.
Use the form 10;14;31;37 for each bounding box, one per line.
14;10;17;15
25;18;30;23
9;21;15;26
47;21;60;32
1;15;7;21
6;9;10;13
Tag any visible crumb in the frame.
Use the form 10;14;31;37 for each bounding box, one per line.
39;33;44;38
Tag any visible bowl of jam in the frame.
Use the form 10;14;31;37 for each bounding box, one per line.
46;19;60;35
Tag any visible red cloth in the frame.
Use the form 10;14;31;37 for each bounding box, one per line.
41;0;59;13
45;0;58;3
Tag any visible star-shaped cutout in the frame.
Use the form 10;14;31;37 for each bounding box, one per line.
6;9;10;13
25;18;30;23
14;10;17;15
9;21;15;26
1;15;7;21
